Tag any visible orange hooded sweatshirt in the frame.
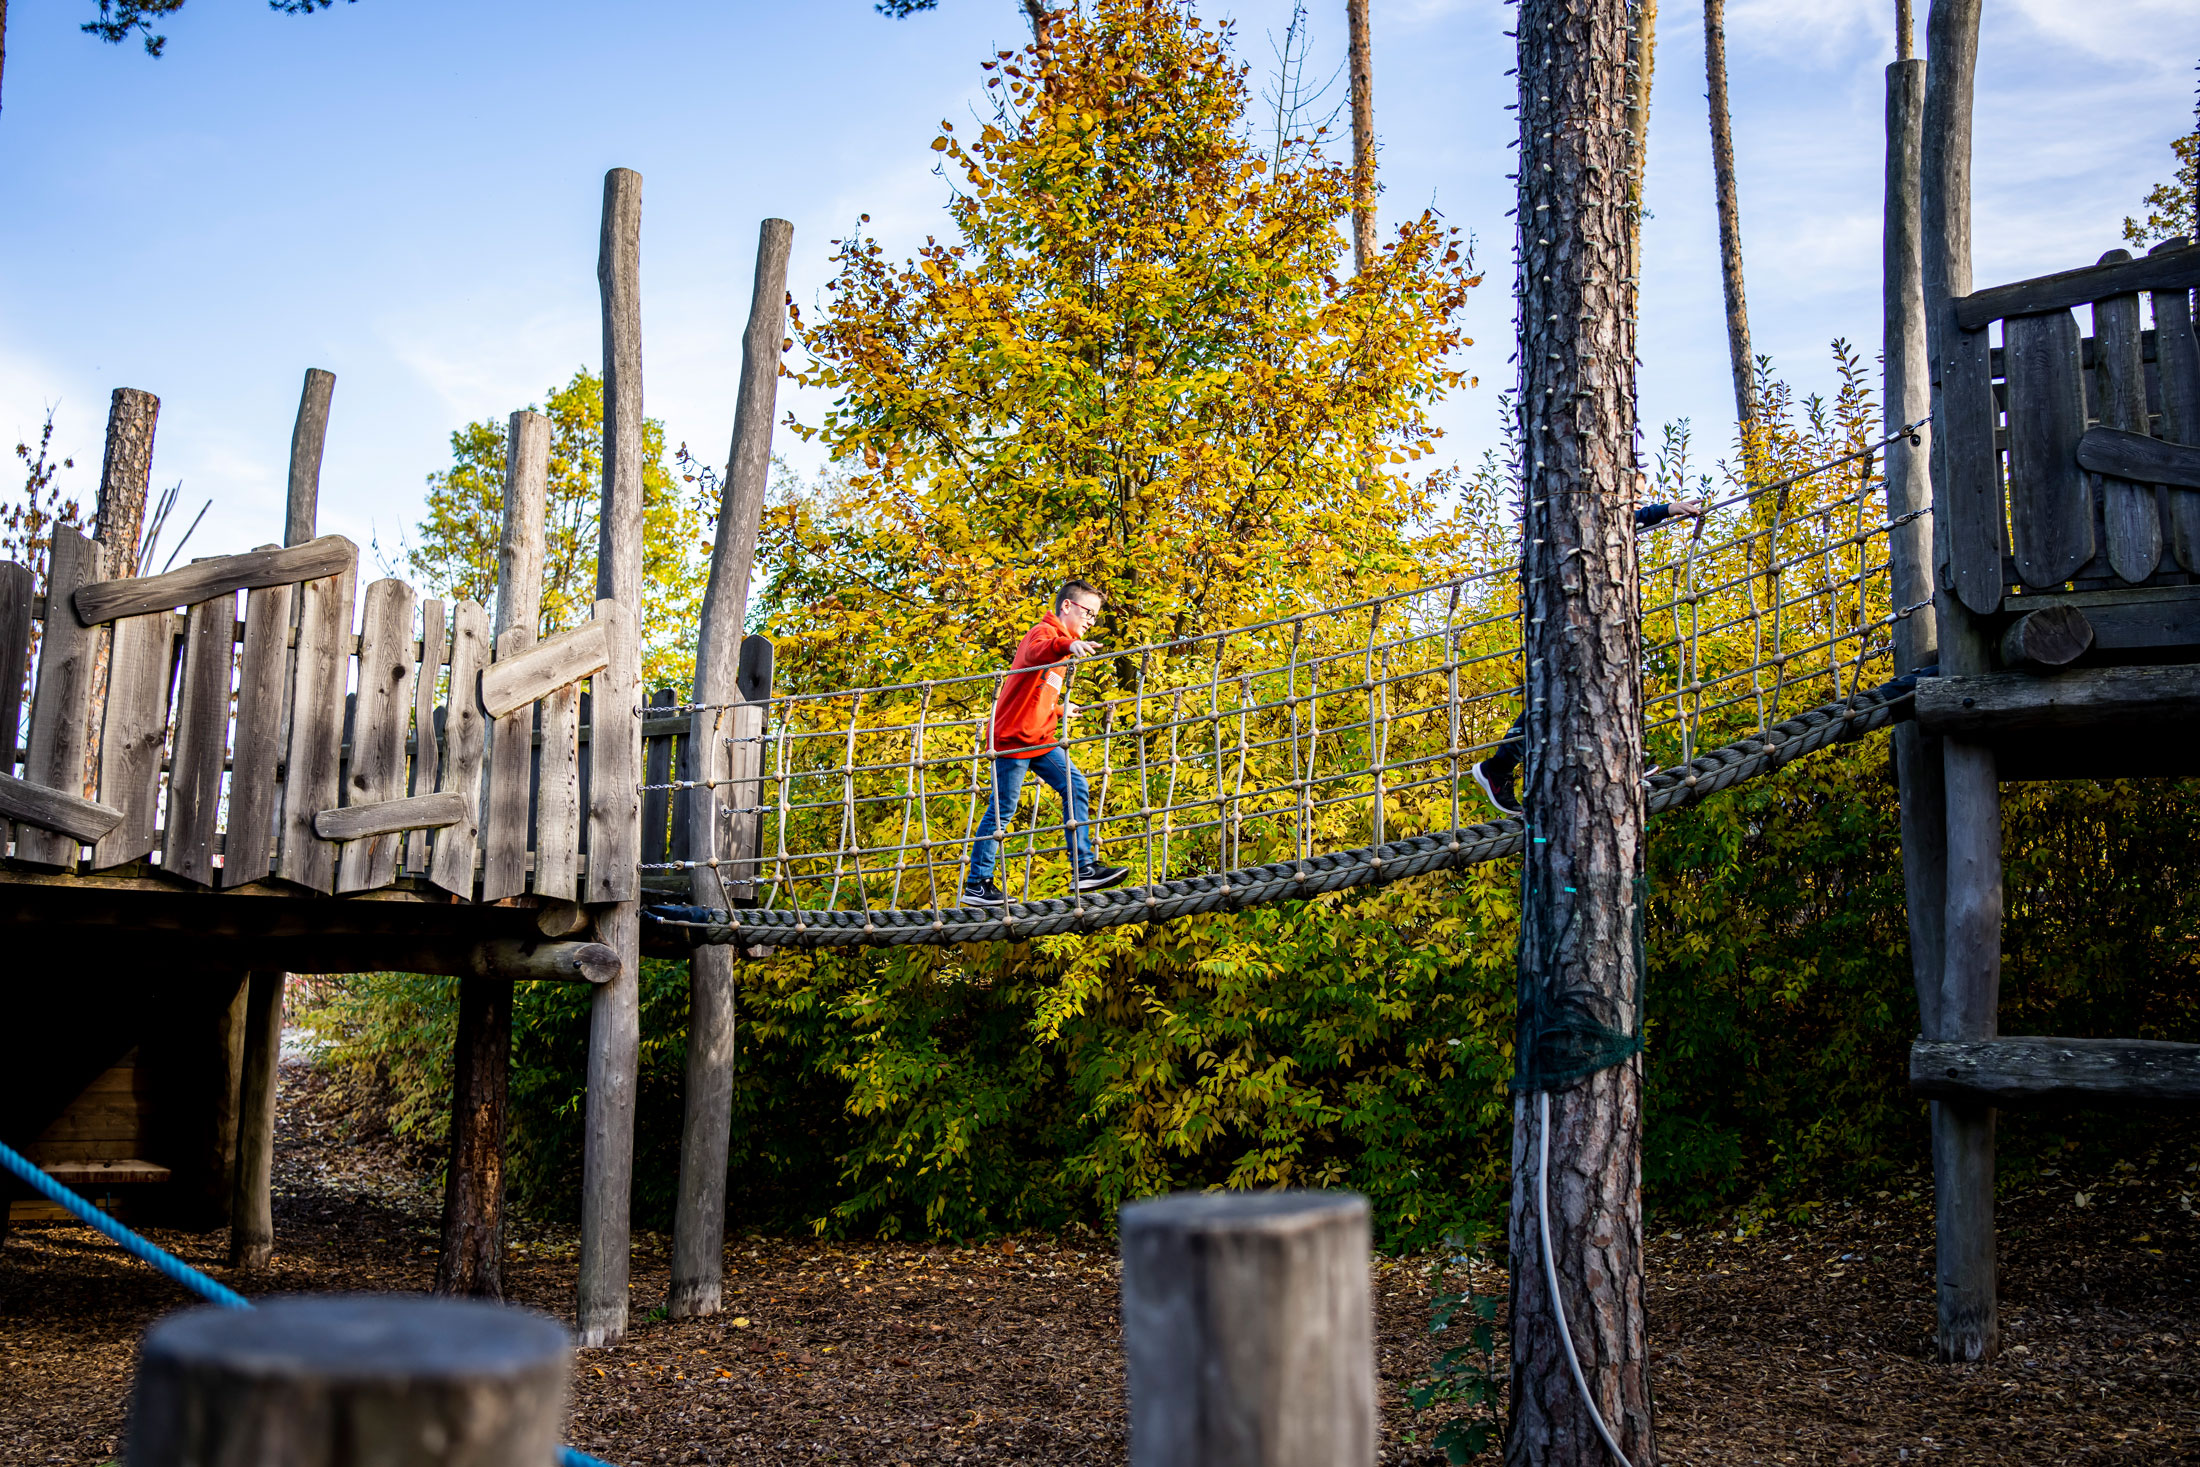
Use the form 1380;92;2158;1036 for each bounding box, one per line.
988;612;1078;757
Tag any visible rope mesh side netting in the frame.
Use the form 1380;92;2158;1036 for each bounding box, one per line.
646;425;1929;951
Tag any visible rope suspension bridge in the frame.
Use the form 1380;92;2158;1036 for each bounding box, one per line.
645;423;1930;950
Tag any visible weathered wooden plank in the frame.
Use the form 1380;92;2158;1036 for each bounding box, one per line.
429;600;491;899
1996;604;2092;668
1119;1190;1377;1467
162;596;239;886
405;598;447;874
314;790;469;841
641;687;674;868
221;577;296;885
1941;324;2004;615
1915;663;2200;734
2075;426;2200;489
583;600;639;905
480;628;537;903
0;562;32;780
2000;311;2092;587
44;1159;171;1186
478;619;610;719
0;769;124;842
88;609;178;869
1912;1036;2200;1107
335;579;419;893
72;534;355;627
2152;240;2200;571
532;683;582;899
275;561;357;894
1954;237;2200;329
18;530;102;867
2091;256;2162;584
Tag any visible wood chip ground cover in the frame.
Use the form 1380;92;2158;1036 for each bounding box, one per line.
1;1062;2193;1464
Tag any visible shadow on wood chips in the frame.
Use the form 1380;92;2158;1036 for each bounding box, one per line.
2;1060;2195;1465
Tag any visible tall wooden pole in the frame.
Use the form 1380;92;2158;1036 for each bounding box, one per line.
230;369;333;1271
84;388;160;795
436;410;545;1300
670;217;793;1319
1346;0;1375;274
1919;0;1999;1365
1703;0;1754;431
1507;2;1655;1464
577;167;646;1348
1623;0;1657;282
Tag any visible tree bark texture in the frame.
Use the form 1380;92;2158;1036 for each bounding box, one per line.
437;976;511;1297
84;388;159;797
1703;0;1754;429
1347;0;1376;274
579;165;646;1349
227;972;282;1270
1507;2;1656;1463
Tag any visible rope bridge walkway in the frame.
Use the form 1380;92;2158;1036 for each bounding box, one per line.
648;425;1929;950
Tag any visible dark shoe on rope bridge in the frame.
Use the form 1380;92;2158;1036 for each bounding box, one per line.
1471;760;1522;816
1075;861;1131;893
961;877;1008;908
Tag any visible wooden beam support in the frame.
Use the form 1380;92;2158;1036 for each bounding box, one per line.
1953;237;2200;329
313;791;469;842
0;770;124;842
228;971;282;1271
2076;426;2200;490
1911;1037;2200;1107
1996;605;2092;669
478;619;611;719
1914;664;2200;735
71;535;355;627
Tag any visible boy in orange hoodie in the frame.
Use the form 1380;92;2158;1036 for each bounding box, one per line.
961;579;1132;908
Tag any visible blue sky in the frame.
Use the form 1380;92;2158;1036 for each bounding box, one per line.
2;0;2195;572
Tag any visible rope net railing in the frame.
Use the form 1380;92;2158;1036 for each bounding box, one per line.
648;425;1928;948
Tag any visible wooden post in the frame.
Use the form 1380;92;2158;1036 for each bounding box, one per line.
670;217;793;1320
1345;0;1374;275
1509;2;1657;1463
83;387;160;797
1884;53;1946;1039
1119;1190;1376;1467
577;165;646;1348
229;372;332;1271
437;410;547;1300
1704;0;1755;431
126;1295;570;1467
1920;0;1999;1365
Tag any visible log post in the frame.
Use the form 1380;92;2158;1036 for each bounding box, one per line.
1508;2;1656;1463
1884;53;1947;1038
576;165;646;1348
1920;0;1999;1365
125;1295;570;1467
230;370;332;1273
437;410;547;1300
84;387;160;795
1119;1190;1376;1467
670;217;793;1320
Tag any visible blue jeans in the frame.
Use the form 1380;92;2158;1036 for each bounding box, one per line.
967;747;1093;881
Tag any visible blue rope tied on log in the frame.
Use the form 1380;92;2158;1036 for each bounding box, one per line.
0;1138;618;1467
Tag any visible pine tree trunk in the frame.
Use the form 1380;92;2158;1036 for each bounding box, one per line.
1508;2;1656;1464
436;977;510;1298
1623;0;1657;281
1704;0;1754;430
1347;0;1376;273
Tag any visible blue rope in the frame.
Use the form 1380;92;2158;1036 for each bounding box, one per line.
2;1138;616;1467
0;1139;250;1309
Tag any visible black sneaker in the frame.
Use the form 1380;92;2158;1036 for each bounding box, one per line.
1472;760;1523;816
961;877;1006;908
1074;862;1130;893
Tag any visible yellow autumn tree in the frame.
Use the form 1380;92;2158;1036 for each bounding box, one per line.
769;0;1482;692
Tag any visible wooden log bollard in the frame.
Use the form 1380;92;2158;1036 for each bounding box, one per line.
126;1295;570;1467
1119;1190;1376;1467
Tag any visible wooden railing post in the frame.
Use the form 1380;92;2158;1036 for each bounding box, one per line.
126;1295;570;1466
1119;1190;1376;1467
672;217;793;1320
